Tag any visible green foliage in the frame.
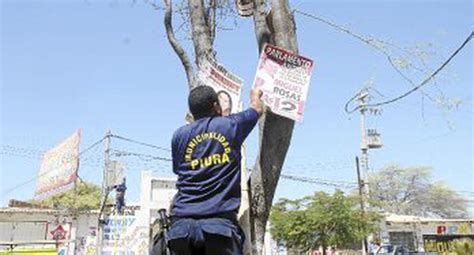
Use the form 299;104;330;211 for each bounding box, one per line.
269;190;380;252
31;182;103;210
369;165;469;218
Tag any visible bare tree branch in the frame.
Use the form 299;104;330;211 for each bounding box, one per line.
206;0;217;44
294;10;473;114
163;0;195;88
345;31;473;113
294;10;433;100
188;0;213;66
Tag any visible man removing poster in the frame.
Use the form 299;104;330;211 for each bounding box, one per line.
253;43;314;122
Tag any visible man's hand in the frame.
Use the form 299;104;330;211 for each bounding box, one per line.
250;89;264;116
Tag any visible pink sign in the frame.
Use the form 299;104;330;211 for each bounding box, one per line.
253;43;314;122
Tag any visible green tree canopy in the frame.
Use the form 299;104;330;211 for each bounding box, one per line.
269;190;380;255
369;165;469;219
31;182;103;210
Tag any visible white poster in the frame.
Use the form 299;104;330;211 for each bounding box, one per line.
253;43;314;122
101;214;149;255
198;56;243;116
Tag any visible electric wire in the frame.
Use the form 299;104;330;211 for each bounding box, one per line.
1;136;107;196
1;145;104;168
4;137;472;201
111;149;173;162
344;31;474;114
110;134;171;152
293;9;473;114
280;174;357;189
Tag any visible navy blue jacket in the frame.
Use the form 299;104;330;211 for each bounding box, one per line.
171;108;259;217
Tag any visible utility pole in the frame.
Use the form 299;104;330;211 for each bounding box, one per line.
97;130;112;255
358;89;370;198
356;156;368;255
356;88;383;254
358;89;371;255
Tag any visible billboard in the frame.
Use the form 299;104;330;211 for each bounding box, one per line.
35;130;81;200
106;160;124;188
253;43;314;122
197;55;243;116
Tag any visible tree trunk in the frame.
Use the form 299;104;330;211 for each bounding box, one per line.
163;1;300;253
188;0;213;67
250;0;299;254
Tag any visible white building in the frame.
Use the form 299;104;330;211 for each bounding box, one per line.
139;171;177;227
0;206;100;254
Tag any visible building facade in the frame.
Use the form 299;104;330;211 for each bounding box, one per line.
379;214;474;253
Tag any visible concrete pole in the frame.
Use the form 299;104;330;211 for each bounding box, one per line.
358;91;371;255
356;156;368;255
358;91;370;197
97;130;111;255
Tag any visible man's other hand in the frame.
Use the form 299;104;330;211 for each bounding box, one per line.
250;89;264;116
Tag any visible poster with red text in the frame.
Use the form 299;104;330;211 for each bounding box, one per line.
253;43;314;122
198;56;243;116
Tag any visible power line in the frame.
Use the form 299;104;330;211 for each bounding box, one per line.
344;31;474;114
293;9;473;114
1;145;104;167
293;8;435;103
280;174;357;189
110;134;171;152
5;138;470;198
1;136;107;196
108;144;357;188
294;9;397;54
111;149;173;162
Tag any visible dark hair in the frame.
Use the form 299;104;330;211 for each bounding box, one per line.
188;86;218;119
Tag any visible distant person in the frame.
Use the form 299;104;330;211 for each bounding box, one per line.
114;178;127;215
168;85;263;255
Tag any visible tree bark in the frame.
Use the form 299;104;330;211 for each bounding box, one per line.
250;0;299;254
253;0;272;51
206;0;217;45
164;0;214;89
188;0;213;68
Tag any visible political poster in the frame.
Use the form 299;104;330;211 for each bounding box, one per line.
101;214;149;255
35;130;81;200
252;43;314;122
197;55;243;116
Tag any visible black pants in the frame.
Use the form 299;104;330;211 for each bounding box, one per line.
167;215;244;255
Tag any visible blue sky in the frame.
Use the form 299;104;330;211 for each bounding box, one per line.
1;0;472;213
